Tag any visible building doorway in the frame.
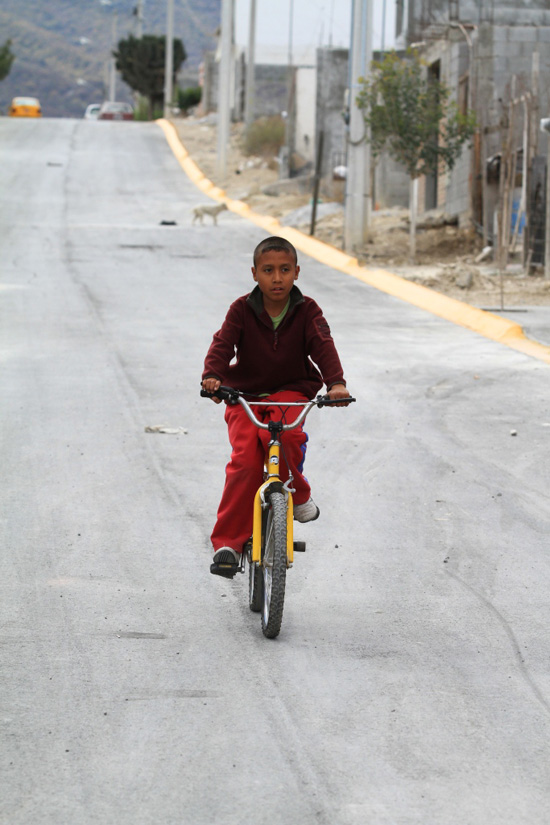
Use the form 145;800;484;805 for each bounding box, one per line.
424;59;441;211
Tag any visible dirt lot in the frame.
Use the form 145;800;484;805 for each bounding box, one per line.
172;116;550;308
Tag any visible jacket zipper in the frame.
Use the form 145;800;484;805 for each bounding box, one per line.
273;330;278;350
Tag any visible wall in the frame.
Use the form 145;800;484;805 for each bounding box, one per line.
199;51;218;114
420;34;471;219
404;0;550;39
374;152;410;208
252;65;289;119
295;67;316;163
315;48;349;192
199;52;288;121
399;4;550;225
476;23;550;157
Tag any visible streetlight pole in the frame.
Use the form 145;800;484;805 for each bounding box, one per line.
541;118;550;279
163;0;174;119
244;0;256;130
344;0;373;253
281;0;295;179
136;0;144;38
109;10;118;102
288;0;294;69
216;0;233;179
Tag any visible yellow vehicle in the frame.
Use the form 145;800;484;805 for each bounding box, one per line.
201;385;355;638
9;97;42;117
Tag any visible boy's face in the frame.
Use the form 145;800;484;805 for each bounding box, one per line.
252;249;300;315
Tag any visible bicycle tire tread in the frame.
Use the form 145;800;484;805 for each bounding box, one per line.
262;492;287;638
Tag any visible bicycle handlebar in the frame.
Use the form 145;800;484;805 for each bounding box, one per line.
200;385;242;404
200;385;355;431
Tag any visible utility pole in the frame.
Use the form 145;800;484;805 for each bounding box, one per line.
281;0;295;179
344;0;373;252
216;0;233;179
108;10;118;102
542;118;550;279
136;0;144;38
244;0;256;130
163;0;174;119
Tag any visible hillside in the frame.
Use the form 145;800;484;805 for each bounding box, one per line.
0;0;220;118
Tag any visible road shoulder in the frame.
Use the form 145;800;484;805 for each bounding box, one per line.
157;118;550;366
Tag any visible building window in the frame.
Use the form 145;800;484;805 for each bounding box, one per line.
449;0;459;21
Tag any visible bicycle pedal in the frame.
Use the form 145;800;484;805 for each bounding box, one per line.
293;541;306;552
210;562;239;579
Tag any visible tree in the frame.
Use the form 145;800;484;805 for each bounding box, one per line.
356;49;476;261
0;39;15;82
177;85;202;113
114;34;186;118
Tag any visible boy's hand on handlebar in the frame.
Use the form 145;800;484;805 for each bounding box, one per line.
202;377;223;403
327;383;352;407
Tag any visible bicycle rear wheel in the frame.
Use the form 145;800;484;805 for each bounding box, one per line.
261;491;287;639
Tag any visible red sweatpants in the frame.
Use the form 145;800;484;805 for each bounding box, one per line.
211;391;311;553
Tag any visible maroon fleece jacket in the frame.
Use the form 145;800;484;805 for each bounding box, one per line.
202;285;346;398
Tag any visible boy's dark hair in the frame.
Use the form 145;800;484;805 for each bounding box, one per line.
253;236;298;267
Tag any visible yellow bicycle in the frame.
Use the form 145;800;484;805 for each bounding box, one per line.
201;386;356;638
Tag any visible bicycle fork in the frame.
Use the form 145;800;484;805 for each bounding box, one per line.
251;437;294;566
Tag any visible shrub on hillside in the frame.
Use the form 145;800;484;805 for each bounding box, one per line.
243;115;285;157
133;95;150;121
177;86;201;113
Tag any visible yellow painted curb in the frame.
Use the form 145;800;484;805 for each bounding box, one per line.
157;119;550;366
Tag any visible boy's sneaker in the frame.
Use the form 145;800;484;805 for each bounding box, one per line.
213;547;239;565
293;497;320;523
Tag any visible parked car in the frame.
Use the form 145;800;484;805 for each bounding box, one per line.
84;103;101;120
9;97;42;118
97;102;134;121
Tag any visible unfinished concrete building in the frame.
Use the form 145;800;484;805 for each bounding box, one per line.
396;0;550;262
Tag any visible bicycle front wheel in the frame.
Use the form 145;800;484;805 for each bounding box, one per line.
261;491;287;639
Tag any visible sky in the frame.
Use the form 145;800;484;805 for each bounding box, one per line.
234;0;396;64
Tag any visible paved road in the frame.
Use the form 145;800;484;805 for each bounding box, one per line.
2;118;550;825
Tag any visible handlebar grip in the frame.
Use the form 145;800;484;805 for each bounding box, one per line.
200;385;240;403
317;395;356;407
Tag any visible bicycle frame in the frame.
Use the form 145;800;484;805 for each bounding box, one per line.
201;384;355;636
237;396;317;567
251;435;295;565
200;385;354;570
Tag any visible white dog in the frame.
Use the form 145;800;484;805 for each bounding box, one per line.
192;202;228;225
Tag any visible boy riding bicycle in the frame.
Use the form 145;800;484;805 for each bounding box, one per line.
201;236;351;568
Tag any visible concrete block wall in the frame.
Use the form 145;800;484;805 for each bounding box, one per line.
440;39;470;219
405;0;550;37
295;67;316;163
476;24;550;159
199;54;288;121
399;11;550;223
445;146;470;220
418;175;425;213
200;51;218;114
374;152;410;208
253;65;289;119
315;48;349;182
438;157;449;211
